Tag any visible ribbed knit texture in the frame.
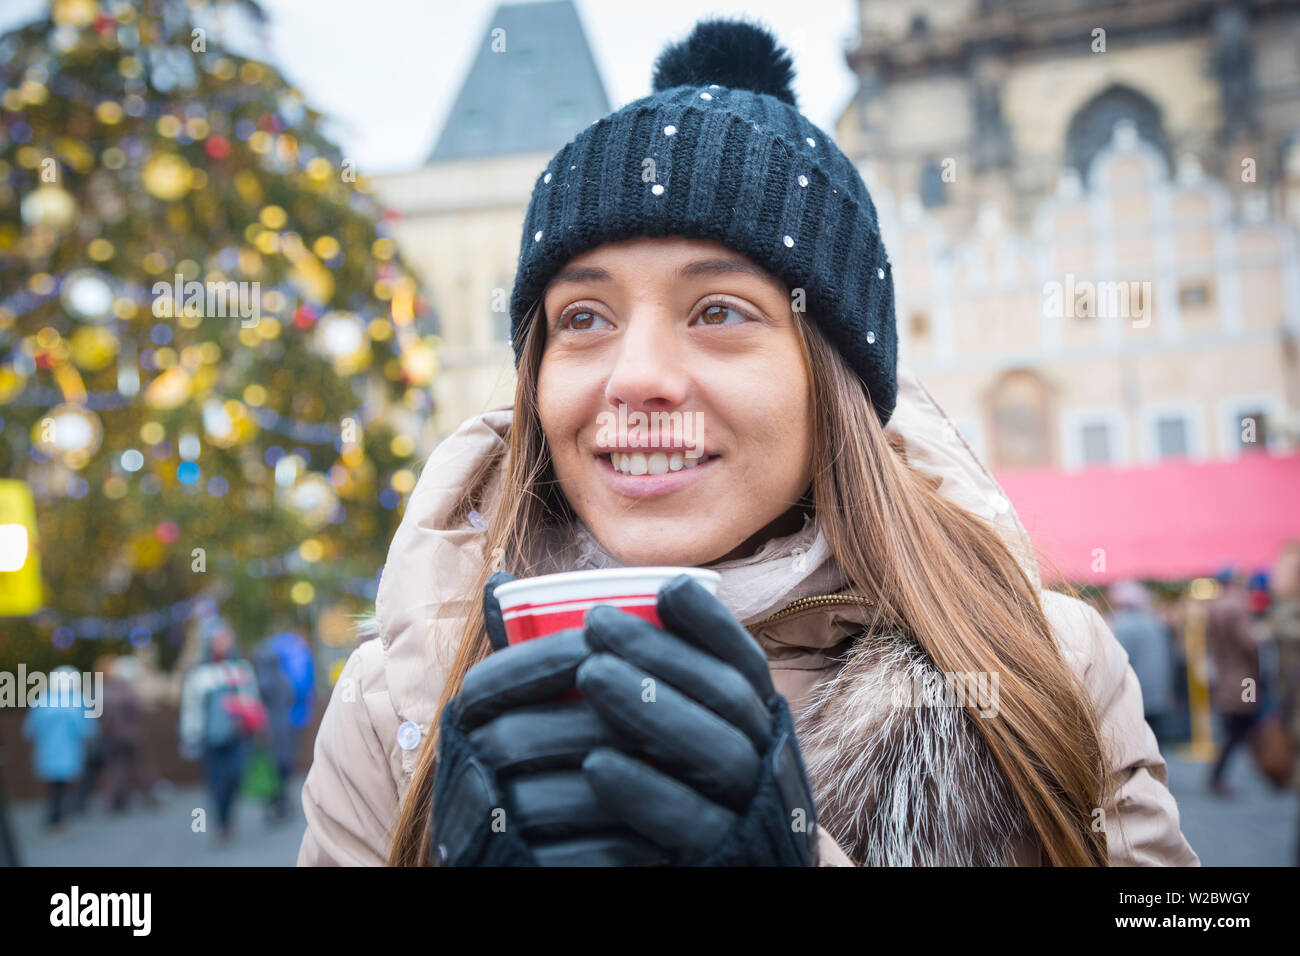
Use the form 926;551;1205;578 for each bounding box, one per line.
508;81;898;426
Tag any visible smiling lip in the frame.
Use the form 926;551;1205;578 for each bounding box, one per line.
595;452;719;499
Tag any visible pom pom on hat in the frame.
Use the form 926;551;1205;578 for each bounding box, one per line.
651;18;797;107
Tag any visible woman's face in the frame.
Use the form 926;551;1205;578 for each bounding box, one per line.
538;236;813;566
211;631;234;659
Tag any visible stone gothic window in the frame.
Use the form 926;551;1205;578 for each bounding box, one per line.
1065;84;1171;186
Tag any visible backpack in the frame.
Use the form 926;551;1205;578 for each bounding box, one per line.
204;682;242;747
203;664;267;746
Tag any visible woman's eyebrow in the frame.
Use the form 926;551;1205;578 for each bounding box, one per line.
676;257;781;290
545;266;611;292
544;258;782;295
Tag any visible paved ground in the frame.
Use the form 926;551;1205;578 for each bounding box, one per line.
5;747;1297;866
7;776;310;867
1162;743;1297;867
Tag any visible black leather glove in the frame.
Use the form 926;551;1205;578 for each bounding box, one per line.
575;573;821;866
431;571;669;866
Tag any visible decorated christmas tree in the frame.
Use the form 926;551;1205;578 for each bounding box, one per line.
0;0;441;677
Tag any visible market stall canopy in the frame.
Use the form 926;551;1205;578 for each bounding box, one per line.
995;452;1300;584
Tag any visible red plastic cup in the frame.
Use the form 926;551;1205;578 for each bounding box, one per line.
493;568;721;699
493;567;721;644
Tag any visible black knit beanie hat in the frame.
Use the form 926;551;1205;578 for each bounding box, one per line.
508;17;898;426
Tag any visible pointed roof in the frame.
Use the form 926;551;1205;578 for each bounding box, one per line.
428;0;611;163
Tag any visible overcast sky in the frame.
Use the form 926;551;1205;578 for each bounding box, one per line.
3;0;859;175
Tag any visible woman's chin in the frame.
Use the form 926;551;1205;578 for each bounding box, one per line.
594;529;728;568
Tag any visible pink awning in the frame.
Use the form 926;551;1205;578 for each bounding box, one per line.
994;452;1300;584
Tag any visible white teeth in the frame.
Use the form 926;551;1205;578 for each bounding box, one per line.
608;451;710;474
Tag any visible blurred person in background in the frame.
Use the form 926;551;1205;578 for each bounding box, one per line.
74;655;153;815
1155;590;1191;743
252;625;314;822
1267;541;1300;864
22;666;98;833
1249;570;1273;619
104;657;157;812
275;627;316;802
1107;579;1176;748
71;658;109;818
179;616;266;843
1205;568;1263;798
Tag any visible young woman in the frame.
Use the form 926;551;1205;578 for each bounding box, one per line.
297;18;1199;867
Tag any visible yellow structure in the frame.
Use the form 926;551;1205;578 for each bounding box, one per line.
0;478;43;616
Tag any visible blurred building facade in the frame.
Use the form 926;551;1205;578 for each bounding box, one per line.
378;0;1300;489
835;0;1300;470
374;0;609;437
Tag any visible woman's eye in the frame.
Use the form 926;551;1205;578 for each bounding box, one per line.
562;310;611;331
697;303;749;326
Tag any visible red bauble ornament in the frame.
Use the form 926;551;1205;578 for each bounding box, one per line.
205;135;231;160
293;304;317;330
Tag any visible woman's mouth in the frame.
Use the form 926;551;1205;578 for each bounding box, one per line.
594;450;720;498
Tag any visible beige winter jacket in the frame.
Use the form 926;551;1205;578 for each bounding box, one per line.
297;362;1201;867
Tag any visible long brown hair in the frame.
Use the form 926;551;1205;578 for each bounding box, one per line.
388;299;1110;866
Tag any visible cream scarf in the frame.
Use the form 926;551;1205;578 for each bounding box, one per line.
540;511;847;627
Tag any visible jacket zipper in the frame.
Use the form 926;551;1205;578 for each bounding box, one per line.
746;593;875;631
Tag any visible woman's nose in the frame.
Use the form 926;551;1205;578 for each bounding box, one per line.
603;313;689;409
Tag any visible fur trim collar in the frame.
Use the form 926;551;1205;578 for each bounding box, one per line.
796;629;1035;866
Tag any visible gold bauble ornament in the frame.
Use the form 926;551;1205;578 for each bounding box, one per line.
202;398;257;448
20;185;77;231
131;532;167;571
141;152;192;201
287;253;334;305
52;0;97;27
400;339;439;387
69;326;119;371
285;473;338;529
32;403;102;464
143;366;192;410
0;366;26;404
315;311;369;373
61;268;115;323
